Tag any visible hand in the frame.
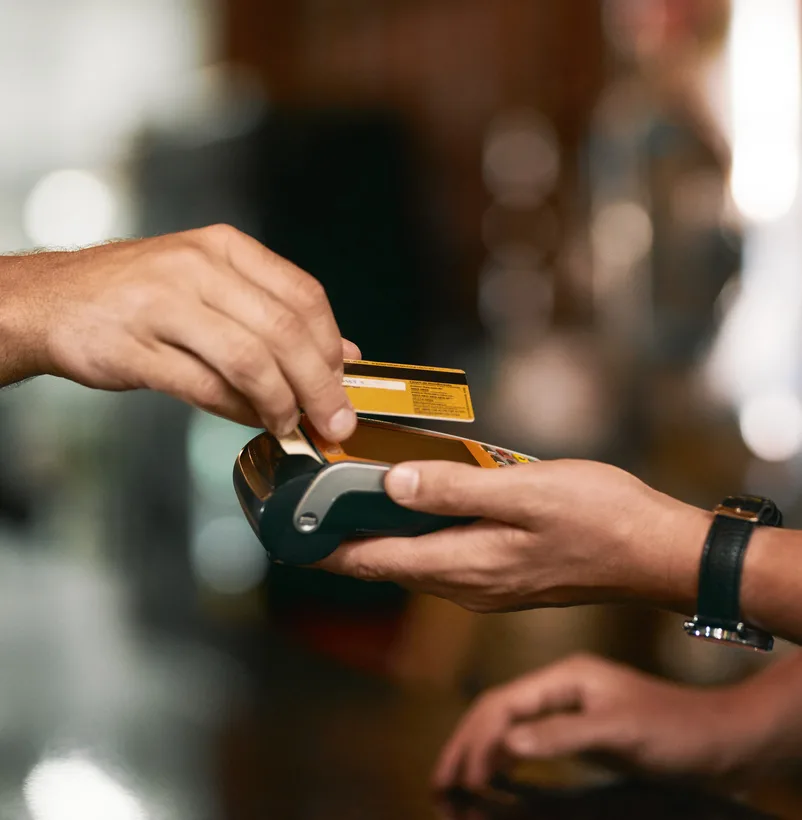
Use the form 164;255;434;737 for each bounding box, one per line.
1;225;359;439
433;654;776;791
319;459;710;613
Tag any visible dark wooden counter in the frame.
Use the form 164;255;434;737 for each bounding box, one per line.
212;633;798;820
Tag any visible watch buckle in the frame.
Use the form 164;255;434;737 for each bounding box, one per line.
713;504;760;523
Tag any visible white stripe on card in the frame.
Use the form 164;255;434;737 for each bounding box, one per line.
343;377;407;391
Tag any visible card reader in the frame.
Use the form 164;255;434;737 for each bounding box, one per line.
233;416;537;566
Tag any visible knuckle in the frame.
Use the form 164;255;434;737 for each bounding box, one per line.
292;274;328;311
351;558;380;583
424;466;463;504
197;223;240;248
159;241;212;278
119;280;173;326
224;336;267;380
269;308;304;344
192;371;226;408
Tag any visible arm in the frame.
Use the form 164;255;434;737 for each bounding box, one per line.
319;459;802;646
433;651;802;791
742;527;802;647
0;227;358;440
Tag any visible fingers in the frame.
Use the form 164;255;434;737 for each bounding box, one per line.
433;658;594;793
504;712;622;761
384;460;538;524
155;290;355;438
212;225;345;374
194;241;355;439
138;343;262;427
154;305;302;435
186;225;356;439
433;695;518;792
317;520;510;588
462;713;512;791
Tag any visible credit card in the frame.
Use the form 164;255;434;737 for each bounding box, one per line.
342;359;474;422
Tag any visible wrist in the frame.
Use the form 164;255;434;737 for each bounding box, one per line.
741;525;802;639
0;253;56;384
626;493;711;614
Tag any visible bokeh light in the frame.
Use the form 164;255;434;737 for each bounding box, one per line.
23;170;117;248
483;109;560;209
478;245;553;342
190;515;268;595
739;391;802;462
729;0;800;222
591;200;653;271
24;756;147;820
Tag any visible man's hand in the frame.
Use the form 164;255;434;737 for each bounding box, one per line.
0;225;359;439
319;459;710;613
433;654;780;792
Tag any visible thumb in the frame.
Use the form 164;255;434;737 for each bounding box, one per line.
384;460;536;524
504;712;625;761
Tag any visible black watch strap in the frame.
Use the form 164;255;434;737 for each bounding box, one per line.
697;514;756;626
686;496;782;651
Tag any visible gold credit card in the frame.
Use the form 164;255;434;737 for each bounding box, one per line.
342;359;474;422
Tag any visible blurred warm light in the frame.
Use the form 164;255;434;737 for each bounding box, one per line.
705;280;801;409
23;170;117;248
490;333;615;454
483;110;560;208
24;756;147;820
729;0;801;222
739;392;802;462
591;200;653;270
190;516;268;595
478;246;553;341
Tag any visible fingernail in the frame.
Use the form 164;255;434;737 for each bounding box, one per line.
386;465;420;503
327;406;356;441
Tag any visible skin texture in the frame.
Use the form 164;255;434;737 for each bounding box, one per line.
320;459;710;614
432;651;802;793
319;458;802;646
0;225;360;440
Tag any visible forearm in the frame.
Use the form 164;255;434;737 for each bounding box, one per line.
0;253;52;386
741;526;802;646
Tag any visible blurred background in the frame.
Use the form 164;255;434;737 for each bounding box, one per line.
2;0;802;817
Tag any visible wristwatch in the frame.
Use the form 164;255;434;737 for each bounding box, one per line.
684;495;782;652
